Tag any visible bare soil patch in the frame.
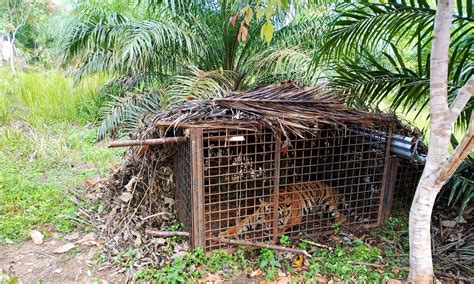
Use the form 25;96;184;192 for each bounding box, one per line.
0;233;124;283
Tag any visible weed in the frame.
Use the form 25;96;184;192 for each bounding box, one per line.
279;235;290;246
257;248;280;281
116;249;138;268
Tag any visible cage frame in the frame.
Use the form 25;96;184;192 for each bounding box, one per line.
174;123;399;251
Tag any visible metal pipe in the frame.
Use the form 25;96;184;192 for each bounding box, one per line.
108;137;187;148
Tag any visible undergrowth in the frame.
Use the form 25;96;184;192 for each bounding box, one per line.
0;67;107;124
134;223;409;283
0;68;121;242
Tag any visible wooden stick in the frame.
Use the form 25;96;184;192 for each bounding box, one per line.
108;137;187;148
300;239;333;251
142;212;172;221
211;237;311;257
435;271;474;282
145;229;190;237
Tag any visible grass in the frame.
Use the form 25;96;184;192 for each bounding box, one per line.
0;68;107;125
0;67;412;281
134;232;407;282
0;68;121;242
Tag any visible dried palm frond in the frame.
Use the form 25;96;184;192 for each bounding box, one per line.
149;81;395;138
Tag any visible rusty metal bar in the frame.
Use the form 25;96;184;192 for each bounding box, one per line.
382;157;400;222
272;131;282;243
108;137;186;148
210;237;311;257
190;128;205;249
377;127;393;226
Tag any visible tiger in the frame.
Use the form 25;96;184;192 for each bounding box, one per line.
219;181;346;238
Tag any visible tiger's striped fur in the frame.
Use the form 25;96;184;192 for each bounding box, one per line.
219;182;346;238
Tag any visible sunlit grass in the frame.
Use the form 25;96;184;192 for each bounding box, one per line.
0;68;107;125
0;68;122;242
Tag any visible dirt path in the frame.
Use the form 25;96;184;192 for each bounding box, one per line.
0;233;124;283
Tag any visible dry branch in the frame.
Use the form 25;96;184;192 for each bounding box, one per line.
109;137;187;148
150;82;395;138
211;237;311;257
145;229;190;238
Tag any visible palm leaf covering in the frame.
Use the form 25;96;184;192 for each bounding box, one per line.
149;81;394;138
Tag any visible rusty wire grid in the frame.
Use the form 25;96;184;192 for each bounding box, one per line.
392;158;424;211
277;126;389;239
202;129;277;250
174;137;192;236
171;124;393;251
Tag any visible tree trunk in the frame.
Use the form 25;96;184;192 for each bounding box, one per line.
408;0;454;282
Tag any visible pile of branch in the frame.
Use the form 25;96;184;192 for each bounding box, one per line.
150;82;395;137
77;144;190;280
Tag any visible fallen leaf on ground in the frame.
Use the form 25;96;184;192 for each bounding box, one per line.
293;254;304;268
441;220;457;228
52;243;76;254
119;192;133;203
64;232;80;241
76;232;97;246
29;230;44;245
250;268;262;277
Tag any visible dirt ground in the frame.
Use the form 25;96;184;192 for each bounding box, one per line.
0;232;124;283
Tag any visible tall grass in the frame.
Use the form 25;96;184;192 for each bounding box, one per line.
0;68;107;124
0;67;122;241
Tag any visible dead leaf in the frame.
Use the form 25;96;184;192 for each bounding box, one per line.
119;192;133;203
53;243;76;254
441;220;457;228
29;230;44;245
153;238;166;245
293;254;304;268
124;176;138;191
64;232;80;241
76;232;98;246
171;251;187;259
250;268;262;277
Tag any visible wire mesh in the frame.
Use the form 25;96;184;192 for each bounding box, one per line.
174;125;393;251
202;129;276;250
393;158;424;211
278;126;388;238
174;137;192;235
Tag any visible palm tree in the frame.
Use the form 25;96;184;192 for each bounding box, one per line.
319;1;473;129
60;0;328;139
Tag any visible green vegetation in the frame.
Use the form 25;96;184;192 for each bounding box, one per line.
133;234;407;282
0;68;121;242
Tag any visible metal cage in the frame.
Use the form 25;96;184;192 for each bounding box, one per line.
392;158;425;211
174;125;395;251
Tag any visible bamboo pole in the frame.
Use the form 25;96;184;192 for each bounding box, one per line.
108;137;187;148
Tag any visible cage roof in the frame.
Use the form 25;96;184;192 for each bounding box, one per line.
150;81;395;136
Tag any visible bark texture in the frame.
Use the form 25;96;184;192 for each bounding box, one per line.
408;0;474;282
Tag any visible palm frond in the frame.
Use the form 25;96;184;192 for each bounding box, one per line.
98;89;163;140
60;1;199;77
249;47;319;86
331;45;472;125
164;66;237;103
319;2;473;62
